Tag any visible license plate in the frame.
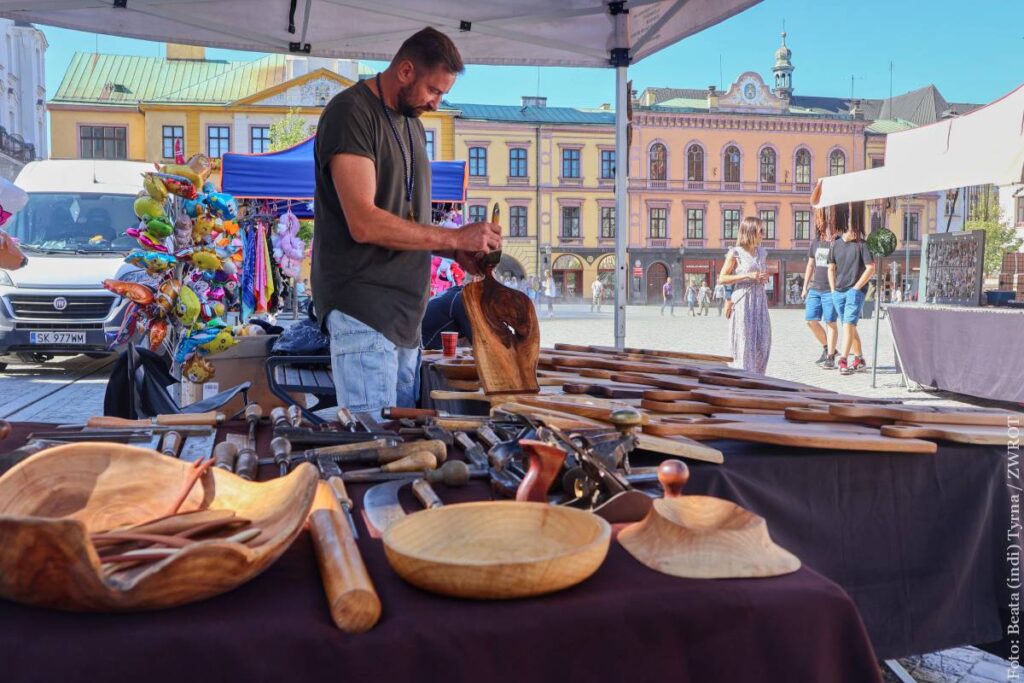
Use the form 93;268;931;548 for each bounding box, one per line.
29;331;87;345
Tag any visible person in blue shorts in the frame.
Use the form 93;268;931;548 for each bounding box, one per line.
801;212;838;369
828;212;876;376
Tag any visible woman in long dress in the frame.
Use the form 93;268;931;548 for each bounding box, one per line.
717;216;772;374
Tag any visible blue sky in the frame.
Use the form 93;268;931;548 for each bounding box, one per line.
40;0;1023;109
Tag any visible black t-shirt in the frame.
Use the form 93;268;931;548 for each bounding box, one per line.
828;237;874;292
806;237;831;291
312;80;432;348
421;285;472;350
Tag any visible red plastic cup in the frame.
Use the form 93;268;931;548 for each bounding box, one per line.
441;331;458;357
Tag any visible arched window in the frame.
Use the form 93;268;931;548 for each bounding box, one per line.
723;145;741;183
649;143;667;181
759;147;777;184
829;149;846;176
686;144;704;182
794;149;811;185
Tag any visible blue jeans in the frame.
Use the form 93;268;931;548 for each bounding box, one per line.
804;288;838;322
327;310;421;413
833;289;866;325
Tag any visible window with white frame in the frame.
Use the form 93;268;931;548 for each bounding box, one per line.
649;207;667;239
207;126;230;158
468;147;487;177
794;210;811;240
510;206;528;237
686;209;704;239
600;206;616;239
561;206;581;238
722;209;741;239
759;209;777;240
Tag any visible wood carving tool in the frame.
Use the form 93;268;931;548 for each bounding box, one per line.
213;440;239;471
453;431;490;469
286;405;304;428
308;481;380;633
273;426;399;446
63;412;225;429
233;403;264;481
257;438;412;467
336;408;357;432
159;431;184;458
314;455;359;539
344;452;438;477
271;436;292;478
270;406;290;430
343;460;480;485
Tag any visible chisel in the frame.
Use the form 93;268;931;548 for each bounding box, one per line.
61;412;226;429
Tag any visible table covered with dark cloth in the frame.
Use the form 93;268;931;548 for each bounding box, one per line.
0;421;881;683
889;303;1024;403
423;372;1012;659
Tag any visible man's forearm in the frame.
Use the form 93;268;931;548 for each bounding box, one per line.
349;205;457;252
827;267;836;291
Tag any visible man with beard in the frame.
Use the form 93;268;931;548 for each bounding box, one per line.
313;28;501;412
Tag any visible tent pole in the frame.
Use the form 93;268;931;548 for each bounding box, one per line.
614;64;628;350
871;265;881;388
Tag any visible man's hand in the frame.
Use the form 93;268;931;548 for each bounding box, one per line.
455;250;484;276
453;221;502;253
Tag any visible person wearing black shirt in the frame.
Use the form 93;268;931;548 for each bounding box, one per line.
801;215;838;368
421;285;472;349
827;218;876;375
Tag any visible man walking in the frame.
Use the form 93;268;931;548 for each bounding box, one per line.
313;28;502;413
590;277;604;313
698;282;712;316
828;219;876;376
660;276;675;316
713;281;726;316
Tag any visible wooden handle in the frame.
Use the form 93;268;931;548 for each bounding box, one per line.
381;406;437;420
308;482;381;633
430;390;492;403
336;408;357;431
306;439;396;459
657;459;690;498
160;431;184;458
245;403;264;424
379;452;437;473
424;460;471;487
433;418;488;431
270;406;289;428
0;419;10;441
234;449;259;481
327;477;352;508
412;479;443;509
213;441;238;471
270;436;291;463
516;439;566;503
157;412;223;426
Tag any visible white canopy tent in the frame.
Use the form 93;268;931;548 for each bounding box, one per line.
0;0;760;349
812;83;1024;208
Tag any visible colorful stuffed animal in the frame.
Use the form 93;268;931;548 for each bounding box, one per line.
271;211;307;279
126;248;176;273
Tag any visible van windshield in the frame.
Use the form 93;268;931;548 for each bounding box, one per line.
6;192;139;254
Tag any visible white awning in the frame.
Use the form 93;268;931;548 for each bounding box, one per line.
0;0;760;68
813;83;1024;208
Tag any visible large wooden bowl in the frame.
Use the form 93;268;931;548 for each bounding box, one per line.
0;442;318;611
383;501;610;599
433;358;479;381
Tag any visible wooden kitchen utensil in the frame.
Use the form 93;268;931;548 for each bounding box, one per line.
880;422;1011;445
383;501;610;599
829;404;1021;426
618;464;800;579
462;278;540;395
0;443;317;611
643;419;938;453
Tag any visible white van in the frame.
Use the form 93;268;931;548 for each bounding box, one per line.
0;159;153;369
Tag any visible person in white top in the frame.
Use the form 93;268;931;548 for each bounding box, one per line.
713;282;727;316
590;278;604;313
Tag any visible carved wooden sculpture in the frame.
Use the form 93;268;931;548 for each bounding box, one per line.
462;203;540;395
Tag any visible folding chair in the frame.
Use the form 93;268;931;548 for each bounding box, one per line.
265;354;336;425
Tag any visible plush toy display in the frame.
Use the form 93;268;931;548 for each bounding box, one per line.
270;211;307;279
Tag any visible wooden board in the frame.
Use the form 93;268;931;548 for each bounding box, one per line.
694;371;827;393
642;389;696;402
880;422;1010;445
640;399;717;415
689;388;832;410
642;420;937;454
829;404;1022;426
562;382;651;399
516;395;649;422
783;406;892;427
610;373;701;391
560;344;732;365
462;277;539;395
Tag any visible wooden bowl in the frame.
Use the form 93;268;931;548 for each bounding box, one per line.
619;496;800;579
383;501;610;599
433;358;479;381
0;442;318;611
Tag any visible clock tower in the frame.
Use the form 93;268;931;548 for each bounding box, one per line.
772;31;794;102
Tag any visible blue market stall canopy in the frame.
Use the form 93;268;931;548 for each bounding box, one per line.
222;137;467;203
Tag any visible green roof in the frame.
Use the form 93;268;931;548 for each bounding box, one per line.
866;118;917;134
53;53;292;105
448;102;613;125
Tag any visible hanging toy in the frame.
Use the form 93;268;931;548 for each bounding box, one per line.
125;226;168;252
102;279;154;306
149;318;169;349
153;278;180;317
126;248;176;274
205;192;237;220
181;196;203;218
271;211;307;279
133;194;165;221
158;163;203;189
143;214;174;239
173;214;193;251
154;172;197;200
199;327;236;355
181;355;215;383
142;173;168;202
176;246;222;272
187;153;213;182
174;285;201;328
107;302;141;348
198;299;225;323
192;212;218;242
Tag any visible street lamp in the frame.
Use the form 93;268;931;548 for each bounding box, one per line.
678;245;686;282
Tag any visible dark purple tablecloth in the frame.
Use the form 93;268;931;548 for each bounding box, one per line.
889;304;1024;403
0;422;882;683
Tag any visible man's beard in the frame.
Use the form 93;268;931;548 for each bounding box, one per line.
397;84;426;118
